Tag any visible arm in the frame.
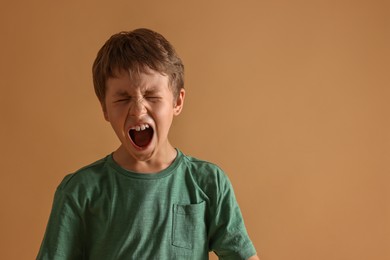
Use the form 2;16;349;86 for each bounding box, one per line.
37;188;84;259
208;168;258;259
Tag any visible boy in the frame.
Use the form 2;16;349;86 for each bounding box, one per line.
37;28;259;260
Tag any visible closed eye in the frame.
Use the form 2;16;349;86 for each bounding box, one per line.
145;96;161;102
114;97;131;103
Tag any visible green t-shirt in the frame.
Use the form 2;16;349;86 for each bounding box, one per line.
37;150;256;259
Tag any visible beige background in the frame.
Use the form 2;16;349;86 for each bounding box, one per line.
0;0;389;259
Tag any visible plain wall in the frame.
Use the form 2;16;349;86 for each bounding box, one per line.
0;0;389;259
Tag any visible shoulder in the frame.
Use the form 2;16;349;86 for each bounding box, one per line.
181;152;225;178
181;153;220;170
178;151;232;193
57;155;111;193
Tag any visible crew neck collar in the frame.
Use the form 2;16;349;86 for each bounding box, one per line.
107;149;183;179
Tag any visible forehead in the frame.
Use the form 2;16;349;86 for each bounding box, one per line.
106;69;170;94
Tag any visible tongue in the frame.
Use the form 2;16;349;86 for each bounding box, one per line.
130;128;153;147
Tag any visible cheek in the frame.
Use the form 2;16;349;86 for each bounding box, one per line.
106;106;129;124
152;104;174;125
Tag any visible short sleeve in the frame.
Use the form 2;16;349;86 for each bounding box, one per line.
37;187;84;260
208;172;256;259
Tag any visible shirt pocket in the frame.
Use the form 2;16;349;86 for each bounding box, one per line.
172;201;206;250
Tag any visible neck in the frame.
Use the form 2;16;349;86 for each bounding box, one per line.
112;145;177;174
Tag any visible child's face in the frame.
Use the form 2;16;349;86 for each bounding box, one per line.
103;68;185;166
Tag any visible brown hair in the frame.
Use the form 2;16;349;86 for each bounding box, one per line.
92;28;184;104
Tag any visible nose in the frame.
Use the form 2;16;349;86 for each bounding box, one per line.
128;97;147;116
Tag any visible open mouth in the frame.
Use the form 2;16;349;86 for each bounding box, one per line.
129;124;154;148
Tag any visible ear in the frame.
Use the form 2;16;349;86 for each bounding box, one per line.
101;102;109;122
173;88;185;116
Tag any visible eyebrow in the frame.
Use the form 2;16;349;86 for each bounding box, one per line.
144;87;160;95
113;90;130;97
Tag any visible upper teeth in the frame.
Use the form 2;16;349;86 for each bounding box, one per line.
131;124;150;131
